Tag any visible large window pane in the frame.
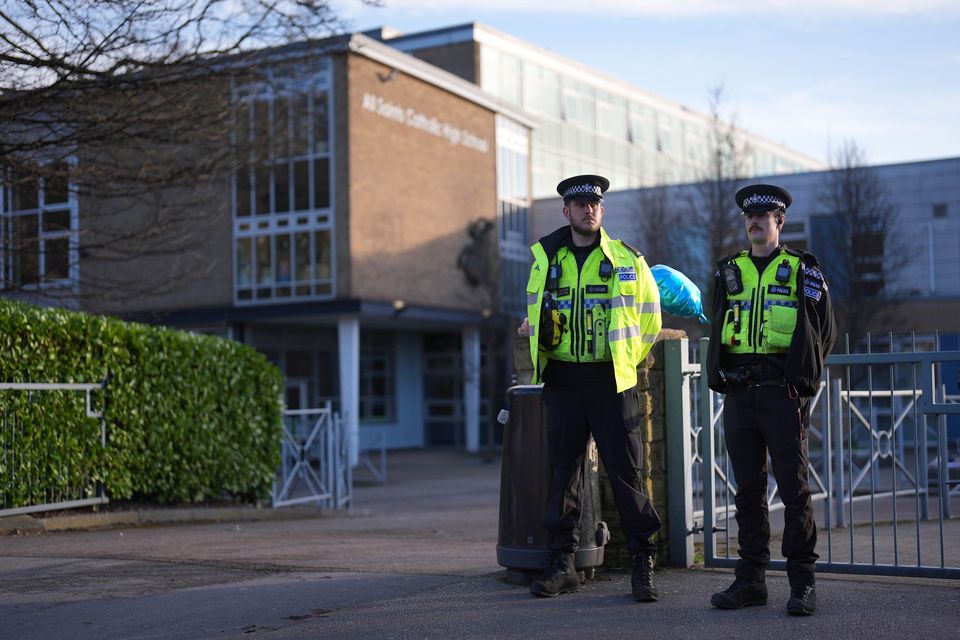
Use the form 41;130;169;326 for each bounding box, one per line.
13;215;38;284
44;236;69;280
236;237;252;286
295;231;311;283
314;229;331;279
293;160;309;211
314;91;330;154
43;209;70;232
276;234;291;285
43;163;69;204
236;166;251;217
313;157;329;209
12;171;38;211
255;235;272;285
253;100;270;162
273;95;290;160
274;163;290;213
291;93;309;157
255;165;270;215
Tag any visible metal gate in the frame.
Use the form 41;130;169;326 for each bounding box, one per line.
0;381;108;516
272;404;351;509
665;337;960;579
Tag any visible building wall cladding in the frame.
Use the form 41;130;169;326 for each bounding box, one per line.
401;41;479;84
77;75;235;316
346;53;497;311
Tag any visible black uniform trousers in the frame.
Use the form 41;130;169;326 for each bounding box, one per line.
541;381;661;555
722;382;818;586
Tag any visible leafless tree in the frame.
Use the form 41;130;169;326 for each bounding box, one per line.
816;140;904;344
687;85;752;286
0;0;378;303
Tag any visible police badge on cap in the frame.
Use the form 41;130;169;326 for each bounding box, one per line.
557;174;610;202
735;184;792;215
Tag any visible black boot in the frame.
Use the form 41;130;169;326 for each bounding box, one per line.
530;552;580;597
630;552;658;602
786;584;816;615
710;577;768;609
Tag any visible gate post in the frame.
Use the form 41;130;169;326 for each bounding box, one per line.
664;338;695;567
832;377;846;528
699;337;718;564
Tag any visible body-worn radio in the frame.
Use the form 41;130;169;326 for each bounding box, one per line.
722;261;743;295
538;292;567;350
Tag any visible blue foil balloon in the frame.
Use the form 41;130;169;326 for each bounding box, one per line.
650;264;709;324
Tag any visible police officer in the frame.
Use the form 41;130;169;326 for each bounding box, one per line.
518;175;663;602
705;184;836;616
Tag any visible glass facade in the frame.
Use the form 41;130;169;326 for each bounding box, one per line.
360;331;396;422
474;42;816;198
0;161;75;290
232;59;335;304
495;116;531;317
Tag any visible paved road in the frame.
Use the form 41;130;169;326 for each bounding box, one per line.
1;450;958;639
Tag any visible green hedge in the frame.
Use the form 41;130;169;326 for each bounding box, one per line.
0;299;284;505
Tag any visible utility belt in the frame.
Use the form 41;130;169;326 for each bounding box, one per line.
720;362;785;387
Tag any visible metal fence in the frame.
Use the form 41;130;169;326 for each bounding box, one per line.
273;405;351;510
0;381;109;517
665;337;960;579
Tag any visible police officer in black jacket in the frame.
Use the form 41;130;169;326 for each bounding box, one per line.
705;184;836;616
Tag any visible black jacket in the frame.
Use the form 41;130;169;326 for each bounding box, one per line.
706;246;837;396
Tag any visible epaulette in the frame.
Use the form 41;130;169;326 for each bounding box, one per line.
619;239;643;257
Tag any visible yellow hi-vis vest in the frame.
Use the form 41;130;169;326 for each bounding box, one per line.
526;228;662;393
721;249;802;354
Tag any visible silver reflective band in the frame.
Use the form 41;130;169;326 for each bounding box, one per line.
608;325;642;342
637;301;661;314
611;295;635;309
527;293;539;305
529;324;536;336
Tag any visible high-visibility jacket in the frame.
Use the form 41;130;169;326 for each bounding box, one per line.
526;226;662;393
720;249;803;354
706;245;838;397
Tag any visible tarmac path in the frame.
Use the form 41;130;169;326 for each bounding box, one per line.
1;450;958;639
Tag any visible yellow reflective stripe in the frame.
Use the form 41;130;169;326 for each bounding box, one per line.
611;295;635;309
527;293;539;305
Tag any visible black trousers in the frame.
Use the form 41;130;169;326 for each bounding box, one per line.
722;383;818;586
541;382;661;555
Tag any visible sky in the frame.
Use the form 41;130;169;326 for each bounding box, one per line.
331;0;960;167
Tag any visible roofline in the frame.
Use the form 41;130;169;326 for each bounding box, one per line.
346;33;537;129
378;21;825;169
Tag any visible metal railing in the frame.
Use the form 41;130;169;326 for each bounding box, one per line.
665;337;960;579
273;404;351;510
0;381;109;516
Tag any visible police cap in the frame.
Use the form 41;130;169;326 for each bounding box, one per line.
557;174;610;202
735;184;792;215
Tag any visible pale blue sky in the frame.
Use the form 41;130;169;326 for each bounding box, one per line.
332;0;960;167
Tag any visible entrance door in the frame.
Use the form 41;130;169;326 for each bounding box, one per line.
423;332;464;446
285;378;309;411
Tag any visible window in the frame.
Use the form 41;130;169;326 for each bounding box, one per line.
1;161;75;289
496;116;531;316
933;203;948;218
233;60;334;304
360;332;396;422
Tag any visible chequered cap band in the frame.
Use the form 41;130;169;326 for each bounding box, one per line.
742;194;786;209
563;183;603;198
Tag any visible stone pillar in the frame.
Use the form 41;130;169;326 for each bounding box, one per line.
597;330;684;568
